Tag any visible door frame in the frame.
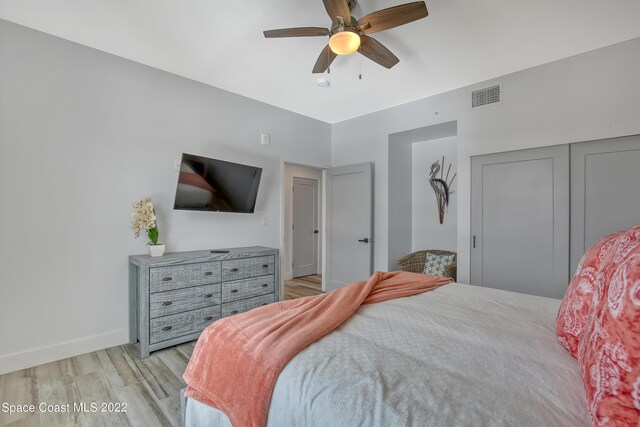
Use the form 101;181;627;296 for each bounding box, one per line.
280;161;328;295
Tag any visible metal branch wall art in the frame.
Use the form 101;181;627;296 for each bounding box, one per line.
428;157;456;224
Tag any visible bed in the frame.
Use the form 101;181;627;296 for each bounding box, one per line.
181;282;590;426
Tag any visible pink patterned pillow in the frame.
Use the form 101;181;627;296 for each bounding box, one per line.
578;226;640;426
557;231;624;357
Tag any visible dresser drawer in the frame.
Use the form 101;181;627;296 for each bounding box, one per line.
196;261;223;283
221;256;275;281
221;293;276;317
150;305;221;344
221;276;275;303
150;261;221;293
150;283;221;318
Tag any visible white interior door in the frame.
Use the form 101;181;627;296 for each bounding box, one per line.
570;134;640;273
292;177;318;278
470;145;569;299
326;163;373;292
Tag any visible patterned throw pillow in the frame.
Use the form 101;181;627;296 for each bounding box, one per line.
556;231;624;358
423;253;455;277
577;225;640;426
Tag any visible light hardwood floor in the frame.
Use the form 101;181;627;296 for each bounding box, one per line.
0;342;194;427
0;276;324;427
284;274;323;300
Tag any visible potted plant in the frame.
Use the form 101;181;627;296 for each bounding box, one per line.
132;197;165;257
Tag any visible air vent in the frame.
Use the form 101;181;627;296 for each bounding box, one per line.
472;85;501;108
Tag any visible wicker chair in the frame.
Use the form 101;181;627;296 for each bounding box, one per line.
397;250;457;281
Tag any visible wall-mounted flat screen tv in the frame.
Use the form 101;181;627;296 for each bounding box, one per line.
174;153;262;213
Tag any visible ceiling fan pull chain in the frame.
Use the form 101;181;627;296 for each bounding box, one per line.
359;48;363;80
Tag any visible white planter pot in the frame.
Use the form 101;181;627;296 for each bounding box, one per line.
149;244;166;257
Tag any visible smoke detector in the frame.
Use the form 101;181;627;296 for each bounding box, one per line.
316;78;330;88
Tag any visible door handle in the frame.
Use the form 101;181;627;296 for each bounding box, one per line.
313;230;319;234
358;238;370;243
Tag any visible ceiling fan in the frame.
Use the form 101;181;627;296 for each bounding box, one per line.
263;0;428;73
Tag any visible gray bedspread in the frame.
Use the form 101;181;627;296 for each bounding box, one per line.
184;283;590;426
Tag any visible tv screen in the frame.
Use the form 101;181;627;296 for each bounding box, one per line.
174;153;262;213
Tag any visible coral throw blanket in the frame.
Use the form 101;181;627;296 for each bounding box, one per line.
183;271;451;427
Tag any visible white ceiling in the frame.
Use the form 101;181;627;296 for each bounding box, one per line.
2;0;640;123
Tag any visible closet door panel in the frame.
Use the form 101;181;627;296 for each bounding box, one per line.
570;134;640;273
471;145;569;298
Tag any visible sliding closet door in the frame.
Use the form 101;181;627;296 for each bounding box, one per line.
470;145;569;298
570;134;640;274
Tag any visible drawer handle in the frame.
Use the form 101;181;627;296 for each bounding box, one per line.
204;316;213;321
162;277;173;282
162;301;172;306
231;310;239;315
204;271;213;276
230;289;239;294
230;268;239;272
204;293;213;299
261;284;268;288
261;303;268;306
162;326;172;331
262;264;269;268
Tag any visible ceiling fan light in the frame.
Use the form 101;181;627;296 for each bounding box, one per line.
329;31;360;55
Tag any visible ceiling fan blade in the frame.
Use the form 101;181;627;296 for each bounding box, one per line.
322;0;351;23
264;27;330;38
358;35;399;69
358;1;428;35
312;44;337;73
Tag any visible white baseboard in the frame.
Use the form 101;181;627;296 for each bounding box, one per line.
0;329;129;375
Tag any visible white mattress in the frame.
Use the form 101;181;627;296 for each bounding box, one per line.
184;283;590;426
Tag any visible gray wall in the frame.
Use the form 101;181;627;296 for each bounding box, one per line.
387;121;457;270
412;137;458;253
332;36;640;282
0;20;331;374
387;134;414;271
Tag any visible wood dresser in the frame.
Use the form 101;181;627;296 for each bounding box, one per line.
129;246;280;358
